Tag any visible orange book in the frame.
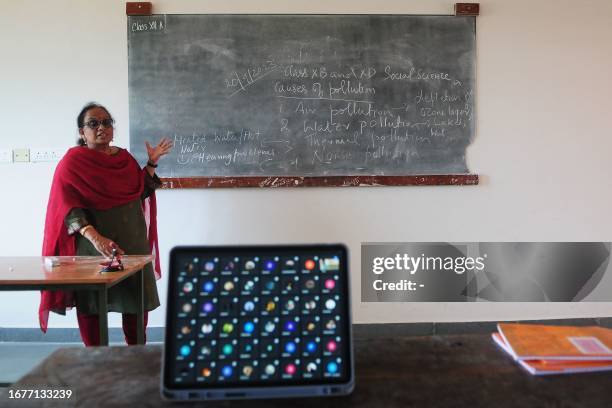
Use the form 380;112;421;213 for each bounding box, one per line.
492;332;612;375
497;323;612;361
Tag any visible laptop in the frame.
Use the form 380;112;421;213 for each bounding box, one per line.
161;244;354;400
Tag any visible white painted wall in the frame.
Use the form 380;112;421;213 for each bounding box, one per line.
1;0;611;328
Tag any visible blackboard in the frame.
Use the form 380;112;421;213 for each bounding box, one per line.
127;15;476;186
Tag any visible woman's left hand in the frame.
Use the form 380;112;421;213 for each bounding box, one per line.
145;137;173;165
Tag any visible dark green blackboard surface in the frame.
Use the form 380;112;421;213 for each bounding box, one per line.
127;15;476;182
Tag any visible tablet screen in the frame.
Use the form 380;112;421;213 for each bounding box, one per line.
164;245;351;390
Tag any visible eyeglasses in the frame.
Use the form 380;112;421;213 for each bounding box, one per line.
83;118;114;129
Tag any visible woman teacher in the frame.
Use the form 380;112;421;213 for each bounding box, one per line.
40;102;172;346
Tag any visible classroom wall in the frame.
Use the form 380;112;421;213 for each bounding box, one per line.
1;0;611;328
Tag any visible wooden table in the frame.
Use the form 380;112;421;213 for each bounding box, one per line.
3;333;612;407
0;255;154;346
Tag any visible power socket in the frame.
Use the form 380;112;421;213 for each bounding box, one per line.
13;148;30;162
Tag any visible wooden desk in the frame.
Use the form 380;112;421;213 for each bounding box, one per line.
0;255;153;346
3;333;612;407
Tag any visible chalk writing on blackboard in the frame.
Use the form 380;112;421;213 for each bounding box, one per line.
128;15;476;178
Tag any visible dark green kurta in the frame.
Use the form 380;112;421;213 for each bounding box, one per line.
65;173;161;315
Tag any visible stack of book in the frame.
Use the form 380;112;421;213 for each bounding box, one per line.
492;323;612;375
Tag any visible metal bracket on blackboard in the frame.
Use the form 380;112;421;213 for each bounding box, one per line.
455;3;480;16
159;175;479;189
126;2;152;16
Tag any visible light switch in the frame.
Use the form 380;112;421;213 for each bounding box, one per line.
30;149;65;162
0;149;12;163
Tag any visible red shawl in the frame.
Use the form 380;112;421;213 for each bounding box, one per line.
39;146;161;332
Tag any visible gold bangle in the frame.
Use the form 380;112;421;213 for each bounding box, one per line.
79;225;94;236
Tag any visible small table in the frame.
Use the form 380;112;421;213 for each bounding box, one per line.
3;333;612;407
0;255;153;346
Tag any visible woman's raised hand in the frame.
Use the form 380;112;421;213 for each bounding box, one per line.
145;137;173;165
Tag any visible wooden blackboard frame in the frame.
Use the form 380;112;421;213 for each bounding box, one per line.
160;174;478;189
127;3;481;189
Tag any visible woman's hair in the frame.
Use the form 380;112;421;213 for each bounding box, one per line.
76;102;114;146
